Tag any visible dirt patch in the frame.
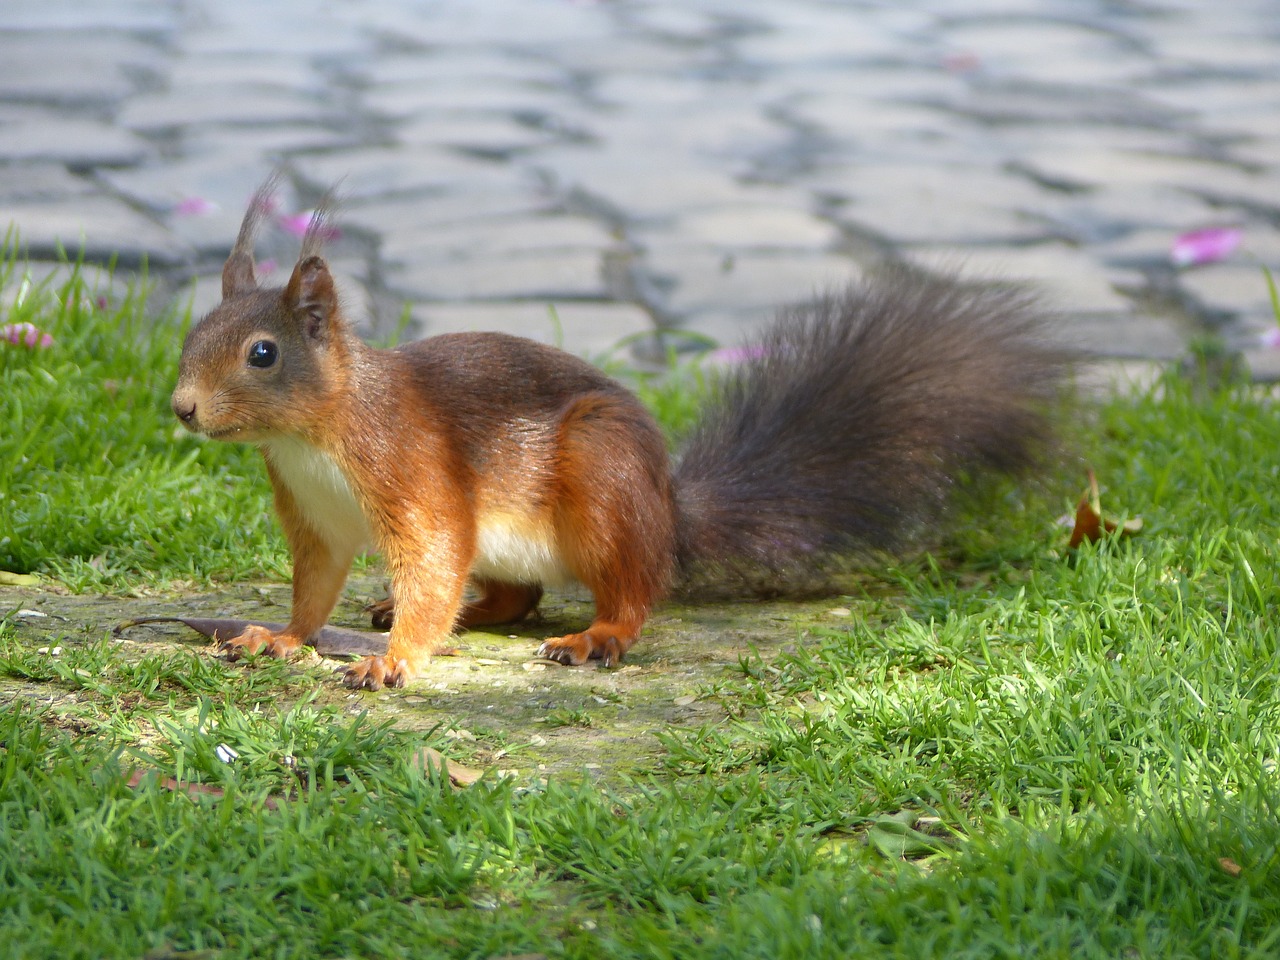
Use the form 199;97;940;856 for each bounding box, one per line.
1;576;865;780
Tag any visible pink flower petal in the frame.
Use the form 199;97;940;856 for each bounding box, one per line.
173;196;218;217
2;322;54;349
1260;326;1280;349
1170;227;1242;267
278;211;341;242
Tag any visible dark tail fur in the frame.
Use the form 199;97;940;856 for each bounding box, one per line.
672;267;1068;585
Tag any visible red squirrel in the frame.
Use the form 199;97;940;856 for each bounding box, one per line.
171;181;1066;690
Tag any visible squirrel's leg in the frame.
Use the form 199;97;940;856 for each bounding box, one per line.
457;579;543;629
537;393;676;667
341;514;472;691
222;486;353;661
367;579;542;631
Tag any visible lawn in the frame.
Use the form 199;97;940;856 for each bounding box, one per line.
2;253;1279;959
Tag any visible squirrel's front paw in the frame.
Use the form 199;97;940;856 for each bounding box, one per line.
219;624;303;662
340;655;413;691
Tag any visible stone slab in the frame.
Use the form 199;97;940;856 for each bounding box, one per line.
635;206;841;251
814;162;1054;245
1178;264;1277;329
0;120;150;166
642;247;858;317
381;215;619;265
409;301;654;360
905;242;1142;314
118;88;330;131
386;250;608;301
395;113;554;155
0;164;97;202
1060;312;1187;361
0;31;155;103
99;158;296;255
342;189;557;236
290;146;522;200
0;196;189;266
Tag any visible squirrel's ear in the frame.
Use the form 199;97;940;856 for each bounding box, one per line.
222;251;257;299
285;255;338;340
222;176;278;299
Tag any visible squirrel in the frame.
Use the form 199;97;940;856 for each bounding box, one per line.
171;180;1067;691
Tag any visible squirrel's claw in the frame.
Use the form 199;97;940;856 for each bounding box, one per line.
538;625;634;667
219;624;302;661
340;655;411;691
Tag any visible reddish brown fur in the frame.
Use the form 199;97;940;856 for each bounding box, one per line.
457;580;544;630
539;392;675;665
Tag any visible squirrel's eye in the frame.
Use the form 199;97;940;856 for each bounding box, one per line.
247;340;278;368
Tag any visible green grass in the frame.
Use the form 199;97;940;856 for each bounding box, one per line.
4;250;1280;957
0;255;285;589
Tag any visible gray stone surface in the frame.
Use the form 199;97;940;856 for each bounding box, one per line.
413;301;654;360
0;0;1279;370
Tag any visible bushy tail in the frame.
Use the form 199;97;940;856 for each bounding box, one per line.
672;267;1068;584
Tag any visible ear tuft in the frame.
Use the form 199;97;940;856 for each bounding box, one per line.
221;174;281;299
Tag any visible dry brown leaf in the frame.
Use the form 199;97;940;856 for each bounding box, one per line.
1218;856;1243;878
413;747;485;788
1068;469;1143;549
125;769;280;810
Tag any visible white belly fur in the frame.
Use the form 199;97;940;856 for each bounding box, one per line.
471;514;570;586
264;439;568;584
264;437;373;556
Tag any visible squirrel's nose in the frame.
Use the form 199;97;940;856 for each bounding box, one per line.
171;391;197;424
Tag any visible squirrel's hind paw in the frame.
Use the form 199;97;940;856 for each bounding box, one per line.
220;624;303;662
537;624;636;667
340;655;413;691
367;597;395;631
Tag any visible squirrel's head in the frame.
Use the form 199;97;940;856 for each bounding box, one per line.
172;180;352;443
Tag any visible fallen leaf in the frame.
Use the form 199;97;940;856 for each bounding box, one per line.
125;768;280;810
1068;470;1143;549
1218;856;1243;878
413;747;485;788
866;810;952;860
0;570;41;586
